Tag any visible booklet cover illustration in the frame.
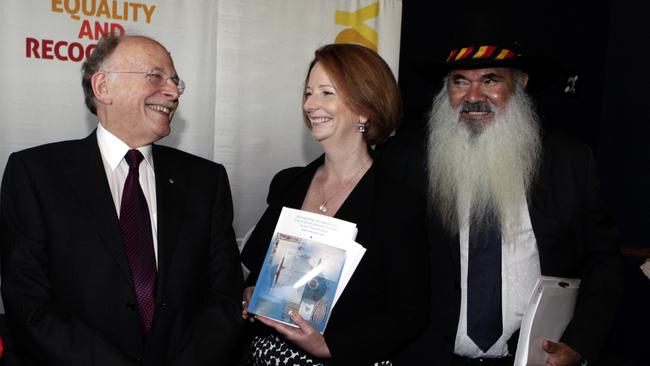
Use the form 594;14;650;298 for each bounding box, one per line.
248;232;346;333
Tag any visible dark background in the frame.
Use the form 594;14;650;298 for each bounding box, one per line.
397;1;649;364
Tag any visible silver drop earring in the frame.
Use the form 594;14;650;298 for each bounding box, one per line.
357;122;367;133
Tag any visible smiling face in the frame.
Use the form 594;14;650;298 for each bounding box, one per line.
303;62;366;145
447;67;526;134
94;36;181;148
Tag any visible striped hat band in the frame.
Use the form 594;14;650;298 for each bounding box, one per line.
446;46;519;63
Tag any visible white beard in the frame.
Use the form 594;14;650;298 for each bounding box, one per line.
427;80;541;237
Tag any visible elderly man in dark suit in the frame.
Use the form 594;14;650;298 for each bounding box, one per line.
0;33;242;366
386;26;621;366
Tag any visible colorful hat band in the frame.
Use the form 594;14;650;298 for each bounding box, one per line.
446;45;518;63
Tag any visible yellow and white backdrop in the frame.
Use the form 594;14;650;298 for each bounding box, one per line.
0;0;402;244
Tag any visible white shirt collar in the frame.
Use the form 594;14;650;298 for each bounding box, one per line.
96;122;154;171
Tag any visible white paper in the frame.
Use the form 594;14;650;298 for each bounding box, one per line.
641;259;650;281
273;207;358;243
514;276;580;366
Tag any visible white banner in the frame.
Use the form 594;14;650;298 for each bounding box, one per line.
0;0;402;241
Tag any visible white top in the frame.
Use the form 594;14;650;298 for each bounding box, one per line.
454;197;541;357
96;123;159;265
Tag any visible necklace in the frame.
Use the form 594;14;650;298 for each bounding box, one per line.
318;159;371;213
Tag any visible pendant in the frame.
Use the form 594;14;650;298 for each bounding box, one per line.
319;203;327;213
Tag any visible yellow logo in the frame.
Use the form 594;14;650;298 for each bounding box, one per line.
335;2;379;51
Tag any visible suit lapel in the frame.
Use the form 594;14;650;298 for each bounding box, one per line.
449;231;461;276
527;156;557;275
151;145;183;293
63;132;133;284
335;164;374;237
282;155;324;209
426;212;461;278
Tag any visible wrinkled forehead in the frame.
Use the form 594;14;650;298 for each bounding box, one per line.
106;37;177;73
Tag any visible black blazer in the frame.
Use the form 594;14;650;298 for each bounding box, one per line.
378;131;622;365
241;154;429;365
0;132;243;366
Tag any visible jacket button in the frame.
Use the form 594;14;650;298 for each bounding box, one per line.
135;356;143;365
125;301;136;311
160;302;167;310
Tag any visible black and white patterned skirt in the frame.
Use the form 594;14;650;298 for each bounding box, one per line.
249;334;392;366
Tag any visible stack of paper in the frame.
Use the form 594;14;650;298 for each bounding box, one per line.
247;207;366;333
514;276;580;366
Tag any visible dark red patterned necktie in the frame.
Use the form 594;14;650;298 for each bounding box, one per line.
120;149;157;335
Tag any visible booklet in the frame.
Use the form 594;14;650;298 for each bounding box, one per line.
513;276;581;366
247;207;366;333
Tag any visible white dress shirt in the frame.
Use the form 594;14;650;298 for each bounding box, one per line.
96;123;159;265
454;196;541;357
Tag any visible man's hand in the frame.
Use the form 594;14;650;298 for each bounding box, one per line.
256;311;331;358
542;339;581;366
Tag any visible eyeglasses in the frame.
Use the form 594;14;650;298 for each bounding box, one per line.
102;70;186;94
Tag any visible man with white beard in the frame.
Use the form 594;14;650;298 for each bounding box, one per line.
387;36;621;366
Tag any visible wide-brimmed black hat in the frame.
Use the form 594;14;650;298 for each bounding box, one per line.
413;5;546;85
407;4;573;98
442;6;531;71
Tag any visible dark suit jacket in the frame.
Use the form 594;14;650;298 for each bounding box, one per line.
0;132;243;366
241;154;429;365
378;131;621;365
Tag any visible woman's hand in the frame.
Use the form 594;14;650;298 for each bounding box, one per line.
241;286;255;321
256;311;332;358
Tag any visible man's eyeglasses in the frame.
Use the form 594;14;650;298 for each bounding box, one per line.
102;70;186;94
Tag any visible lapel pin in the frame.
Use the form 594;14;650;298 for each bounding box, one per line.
168;178;175;184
